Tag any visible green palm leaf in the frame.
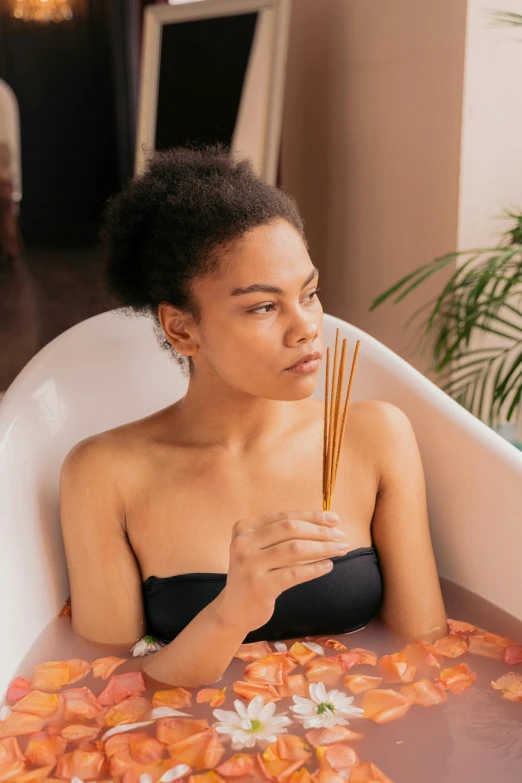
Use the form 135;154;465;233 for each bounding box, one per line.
370;214;522;425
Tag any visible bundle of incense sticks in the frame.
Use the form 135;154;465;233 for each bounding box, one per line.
322;328;360;511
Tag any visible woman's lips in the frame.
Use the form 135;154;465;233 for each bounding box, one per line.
284;353;322;374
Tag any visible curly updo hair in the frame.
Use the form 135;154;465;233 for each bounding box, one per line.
100;141;307;377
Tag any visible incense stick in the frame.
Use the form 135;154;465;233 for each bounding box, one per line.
322;329;360;511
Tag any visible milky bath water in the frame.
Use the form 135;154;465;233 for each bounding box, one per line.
1;578;521;783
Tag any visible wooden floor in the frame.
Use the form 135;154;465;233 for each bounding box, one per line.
0;247;110;392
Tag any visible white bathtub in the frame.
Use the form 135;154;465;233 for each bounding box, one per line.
1;310;521;700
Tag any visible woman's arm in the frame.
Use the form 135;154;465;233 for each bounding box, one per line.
367;401;448;641
60;438;252;687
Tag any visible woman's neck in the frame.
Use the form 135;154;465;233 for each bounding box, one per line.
170;376;304;454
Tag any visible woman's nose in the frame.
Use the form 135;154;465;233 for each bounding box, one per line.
290;311;319;343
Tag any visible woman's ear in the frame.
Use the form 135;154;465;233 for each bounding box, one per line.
158;302;199;358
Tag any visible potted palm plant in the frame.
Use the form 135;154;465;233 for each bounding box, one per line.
370;212;522;444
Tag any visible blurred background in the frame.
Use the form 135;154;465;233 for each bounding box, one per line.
0;0;521;443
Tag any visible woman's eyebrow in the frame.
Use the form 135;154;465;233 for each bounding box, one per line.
230;267;319;297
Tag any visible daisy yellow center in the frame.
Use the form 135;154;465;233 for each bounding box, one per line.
248;719;263;733
317;702;335;714
143;635;157;644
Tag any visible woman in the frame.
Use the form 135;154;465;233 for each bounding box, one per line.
60;143;447;688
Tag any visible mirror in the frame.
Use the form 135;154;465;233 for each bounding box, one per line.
135;0;292;184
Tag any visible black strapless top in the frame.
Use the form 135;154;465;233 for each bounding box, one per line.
142;546;383;644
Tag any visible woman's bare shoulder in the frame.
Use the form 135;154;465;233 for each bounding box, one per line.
309;397;412;433
61;403;176;477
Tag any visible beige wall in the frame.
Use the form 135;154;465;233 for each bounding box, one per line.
281;0;468;376
457;0;522;436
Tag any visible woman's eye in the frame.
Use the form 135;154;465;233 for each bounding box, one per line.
249;288;321;315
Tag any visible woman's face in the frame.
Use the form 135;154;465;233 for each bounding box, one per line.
188;218;324;400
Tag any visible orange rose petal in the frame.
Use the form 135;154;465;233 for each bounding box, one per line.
106;732;157;775
399;679;447;706
343;675;383;694
378;654;416;684
361;689;412;724
288;768;312;783
467;634;505;660
103;697;152;727
62;688;104;722
9;764;55;783
244;656;287;687
105;729;150;756
304;660;345;686
232;682;281;703
278;674;308;699
59;599;72;619
152;688;193;710
505;645;522;666
0;758;26;782
348;649;378;667
196;689;227;708
0;712;45;739
56;749;106;780
288;644;319;667
426;654;441;669
324;744;358;773
272;653;299;679
130;738;167;765
327;653;364;672
484;632;515;648
447;619;480;635
234;642;273;661
98;672;146;706
262;740;307;780
491;672;522;702
11;692;60;720
350;761;395;783
432;636;468;659
24;734;66;767
305;727;364;747
187;772;225;783
436;663;477;695
0;737;25;782
156;719;209;746
414;640;443;658
6;679;32;705
276;736;312;762
310;771;345;783
61;725;101;742
168;728;225;771
399;645;432;670
122;758;191;783
91;657;126;680
215;753;256;777
312;639;348;652
31;663;70;693
66;660;92;684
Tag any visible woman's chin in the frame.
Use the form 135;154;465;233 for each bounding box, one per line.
279;375;319;401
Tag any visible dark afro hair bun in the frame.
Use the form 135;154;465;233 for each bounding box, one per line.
100;141;306;374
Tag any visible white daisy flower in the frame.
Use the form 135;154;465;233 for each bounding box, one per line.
101;721;154;741
148;707;192;719
158;766;191;783
131;635;165;657
290;681;364;729
212;695;292;750
302;641;325;656
273;642;288;652
0;705;11;721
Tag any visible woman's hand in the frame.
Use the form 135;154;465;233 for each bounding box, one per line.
217;510;349;634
